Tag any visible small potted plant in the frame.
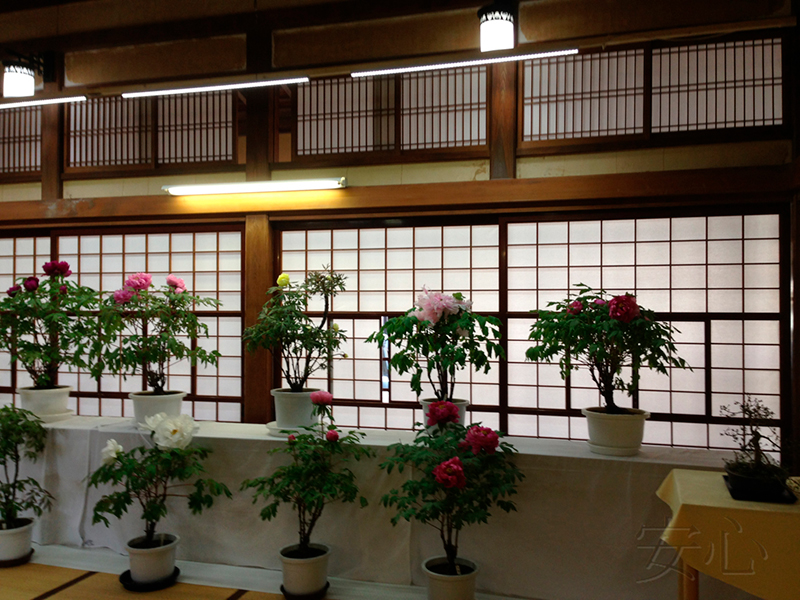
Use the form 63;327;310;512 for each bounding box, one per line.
88;412;232;590
243;268;347;432
367;288;504;425
0;405;54;566
241;391;373;599
720;396;792;503
92;273;220;425
526;284;688;455
380;403;524;600
0;261;98;419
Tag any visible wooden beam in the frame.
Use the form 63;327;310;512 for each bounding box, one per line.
0;163;795;227
489;61;517;180
242;213;273;424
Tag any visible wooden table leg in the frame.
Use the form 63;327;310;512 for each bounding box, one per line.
677;558;699;600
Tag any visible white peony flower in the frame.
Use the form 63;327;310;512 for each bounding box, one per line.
141;412;167;432
152;414;195;450
101;439;124;466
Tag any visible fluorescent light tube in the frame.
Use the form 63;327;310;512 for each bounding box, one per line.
122;77;310;99
0;95;87;110
162;178;347;196
351;48;578;78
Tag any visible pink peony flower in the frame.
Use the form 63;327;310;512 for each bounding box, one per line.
124;272;152;291
23;276;39;292
310;390;333;405
433;457;467;489
326;429;339;442
566;300;583;315
464;425;500;455
594;298;607;306
6;284;20;297
42;261;72;278
426;400;460;427
287;434;296;443
166;274;187;293
608;294;641;323
113;288;135;304
413;287;471;325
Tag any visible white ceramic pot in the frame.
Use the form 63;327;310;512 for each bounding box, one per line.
582;406;650;456
126;533;179;584
17;386;72;418
0;518;33;563
423;556;479;600
272;388;319;430
420;398;469;430
129;391;186;427
280;543;330;596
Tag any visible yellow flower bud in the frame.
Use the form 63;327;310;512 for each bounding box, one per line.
277;273;290;287
332;323;340;331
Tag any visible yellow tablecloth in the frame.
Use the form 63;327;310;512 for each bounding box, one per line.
657;469;800;600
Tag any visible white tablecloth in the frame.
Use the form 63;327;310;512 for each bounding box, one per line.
20;417;761;600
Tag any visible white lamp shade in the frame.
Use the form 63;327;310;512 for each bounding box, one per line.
3;65;35;98
480;11;515;52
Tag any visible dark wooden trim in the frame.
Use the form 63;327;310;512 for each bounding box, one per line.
0;163;796;228
61;162;245;181
0;173;41;184
243;214;272;424
489;61;517;179
287;147;490;169
790;195;800;472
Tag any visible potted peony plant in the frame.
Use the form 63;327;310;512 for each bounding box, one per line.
720;396;793;503
89;412;231;590
526;283;688;455
92;273;220;425
380;402;524;600
367;288;504;426
243;268;347;432
241;391;373;599
0;261;98;419
0;405;54;567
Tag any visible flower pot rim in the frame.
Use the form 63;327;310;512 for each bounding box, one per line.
279;542;330;561
420;398;469;405
16;385;72;392
0;518;33;532
129;390;187;398
125;533;180;552
422;555;479;579
582;406;650;419
271;388;321;394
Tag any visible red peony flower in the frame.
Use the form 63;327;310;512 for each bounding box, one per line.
42;261;72;278
287;434;296;443
310;390;333;405
464;425;499;455
23;276;39;292
566;300;583;315
426;400;460;427
433;457;467;489
6;284;21;297
326;429;339;442
608;294;641;323
59;285;68;294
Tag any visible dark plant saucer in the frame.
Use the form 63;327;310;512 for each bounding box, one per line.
281;581;329;600
119;567;180;592
723;475;797;504
0;548;33;568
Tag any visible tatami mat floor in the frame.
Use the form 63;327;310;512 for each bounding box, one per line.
0;545;517;600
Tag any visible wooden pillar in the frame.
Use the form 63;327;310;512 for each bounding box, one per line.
40;53;65;200
677;560;699;600
790;195;800;472
245;22;274;181
243;214;273;423
489;61;517;180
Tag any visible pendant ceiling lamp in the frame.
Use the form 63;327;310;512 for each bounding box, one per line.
478;1;516;53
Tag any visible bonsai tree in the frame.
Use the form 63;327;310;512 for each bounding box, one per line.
89;412;232;544
0;405;54;530
241;391;373;555
243;268;347;392
380;403;524;574
92;273;220;395
720;395;787;483
0;261;97;389
367;288;504;403
526;284;688;414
